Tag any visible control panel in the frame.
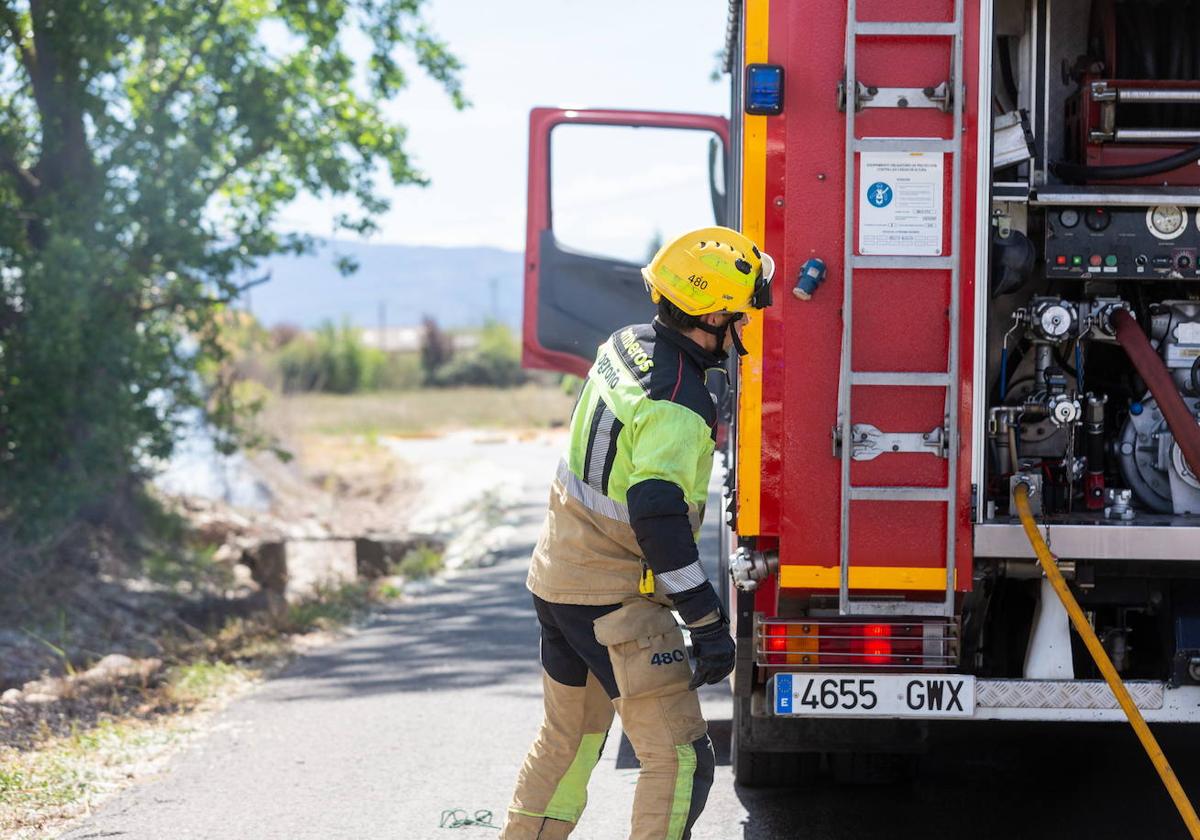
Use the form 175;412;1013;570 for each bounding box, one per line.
1044;204;1200;281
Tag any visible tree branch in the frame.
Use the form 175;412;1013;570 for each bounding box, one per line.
28;0;95;194
0;1;35;79
154;0;227;115
0;153;38;204
137;272;271;316
203;140;271;195
0;96;40;236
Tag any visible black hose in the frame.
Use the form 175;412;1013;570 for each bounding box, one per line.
1191;355;1200;396
1170;8;1182;80
998;36;1019;110
1052;142;1200;183
1093;1;1200;137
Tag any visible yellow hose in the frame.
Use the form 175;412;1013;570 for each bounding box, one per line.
1013;482;1200;839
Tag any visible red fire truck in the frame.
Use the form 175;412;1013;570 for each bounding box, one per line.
523;0;1200;786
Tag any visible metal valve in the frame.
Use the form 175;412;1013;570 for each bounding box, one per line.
1029;297;1078;342
1086;297;1133;337
1047;393;1083;426
1104;488;1136;521
729;546;779;592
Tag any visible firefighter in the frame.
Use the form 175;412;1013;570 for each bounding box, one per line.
500;227;774;840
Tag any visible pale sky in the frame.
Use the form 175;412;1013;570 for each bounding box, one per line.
278;0;732;253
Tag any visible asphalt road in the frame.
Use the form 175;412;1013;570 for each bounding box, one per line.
61;433;1200;840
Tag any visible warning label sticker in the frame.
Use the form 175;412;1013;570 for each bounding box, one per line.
858;152;944;256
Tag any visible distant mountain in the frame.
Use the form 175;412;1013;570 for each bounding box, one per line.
245;241;524;330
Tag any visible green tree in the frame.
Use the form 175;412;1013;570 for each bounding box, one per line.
418;315;453;385
0;0;463;552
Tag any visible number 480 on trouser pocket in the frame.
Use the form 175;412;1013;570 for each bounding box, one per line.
650;650;685;666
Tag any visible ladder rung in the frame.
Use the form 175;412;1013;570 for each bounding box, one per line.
855;21;959;36
854;138;956;154
851;371;949;386
852;255;955;270
843;600;952;618
850;487;950;502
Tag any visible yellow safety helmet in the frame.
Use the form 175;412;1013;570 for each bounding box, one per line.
641;226;775;316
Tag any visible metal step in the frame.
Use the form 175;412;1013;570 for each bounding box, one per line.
843;600;953;617
854;137;957;153
851;255;955;270
850;371;949;386
849;486;951;502
855;21;958;36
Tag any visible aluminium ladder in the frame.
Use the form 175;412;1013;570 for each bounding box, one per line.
836;0;965;618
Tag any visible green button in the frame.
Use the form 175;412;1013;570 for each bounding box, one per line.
1105;254;1118;267
1071;255;1083;266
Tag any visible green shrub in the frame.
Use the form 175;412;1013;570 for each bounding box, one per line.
431;321;526;388
396;546;444;580
284;581;372;631
375;352;423;390
166;660;240;705
277;321;386;393
560;374;584;396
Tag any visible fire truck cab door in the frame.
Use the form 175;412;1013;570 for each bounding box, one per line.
523;107;730;376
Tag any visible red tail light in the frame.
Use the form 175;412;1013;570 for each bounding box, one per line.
766;623;788;665
757;621;946;669
862;623;892;664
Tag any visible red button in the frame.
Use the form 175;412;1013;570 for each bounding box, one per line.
1056;255;1067;265
1089;255;1102;267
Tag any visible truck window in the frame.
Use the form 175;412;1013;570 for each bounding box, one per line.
550;124;724;264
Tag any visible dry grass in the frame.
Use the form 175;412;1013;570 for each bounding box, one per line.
262;384;575;438
0;661;257;840
0;580;388;837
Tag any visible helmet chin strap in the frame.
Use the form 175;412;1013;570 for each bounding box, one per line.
697;315;748;357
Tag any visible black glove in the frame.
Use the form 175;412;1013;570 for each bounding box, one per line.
688;619;736;690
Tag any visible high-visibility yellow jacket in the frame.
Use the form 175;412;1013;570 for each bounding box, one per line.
527;319;725;626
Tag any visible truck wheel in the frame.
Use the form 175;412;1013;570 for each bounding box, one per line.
829;751;919;785
731;723;819;788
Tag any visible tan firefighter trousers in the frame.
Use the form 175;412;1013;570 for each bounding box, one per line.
501;596;715;840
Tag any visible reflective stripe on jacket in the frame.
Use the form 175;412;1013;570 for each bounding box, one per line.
527;319;721;607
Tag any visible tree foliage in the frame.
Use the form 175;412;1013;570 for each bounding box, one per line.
0;0;463;546
417;315;453;384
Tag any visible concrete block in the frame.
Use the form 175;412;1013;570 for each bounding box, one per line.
285;540;357;600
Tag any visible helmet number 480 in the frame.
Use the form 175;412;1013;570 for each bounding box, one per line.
687;274;708;290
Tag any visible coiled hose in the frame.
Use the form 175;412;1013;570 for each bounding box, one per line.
1013;483;1200;839
1052;1;1200;182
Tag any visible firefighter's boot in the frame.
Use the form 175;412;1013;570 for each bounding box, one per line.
501;671;614;839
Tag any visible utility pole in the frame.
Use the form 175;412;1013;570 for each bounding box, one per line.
378;300;387;351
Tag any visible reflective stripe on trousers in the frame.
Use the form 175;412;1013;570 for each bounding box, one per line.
502;596;715;840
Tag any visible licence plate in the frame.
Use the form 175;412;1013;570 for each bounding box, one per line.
774;673;975;718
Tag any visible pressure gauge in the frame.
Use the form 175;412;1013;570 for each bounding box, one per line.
1147;204;1188;240
1058;208;1080;228
1085;207;1111;231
